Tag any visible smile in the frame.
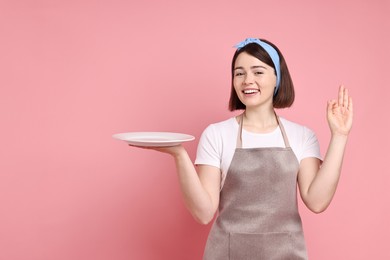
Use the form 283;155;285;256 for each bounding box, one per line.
243;89;259;94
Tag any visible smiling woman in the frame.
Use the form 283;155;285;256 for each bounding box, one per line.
232;52;278;109
0;0;388;259
129;37;353;259
229;39;295;111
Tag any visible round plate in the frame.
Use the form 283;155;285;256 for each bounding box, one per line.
112;132;195;147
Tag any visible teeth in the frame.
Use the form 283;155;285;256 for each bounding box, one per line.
243;89;259;94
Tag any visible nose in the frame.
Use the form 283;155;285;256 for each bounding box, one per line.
243;72;254;85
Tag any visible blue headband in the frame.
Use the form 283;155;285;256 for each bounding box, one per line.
234;38;281;95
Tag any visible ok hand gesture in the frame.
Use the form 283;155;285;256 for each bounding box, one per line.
327;85;353;136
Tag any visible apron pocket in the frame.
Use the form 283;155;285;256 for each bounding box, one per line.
229;232;293;260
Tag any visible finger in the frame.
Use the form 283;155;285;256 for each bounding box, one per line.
343;87;349;108
348;97;353;112
338;85;344;107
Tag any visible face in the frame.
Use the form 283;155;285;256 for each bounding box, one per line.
233;52;277;109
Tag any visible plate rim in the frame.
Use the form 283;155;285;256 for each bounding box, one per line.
112;131;195;146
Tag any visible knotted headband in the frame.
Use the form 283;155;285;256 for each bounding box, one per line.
234;38;281;94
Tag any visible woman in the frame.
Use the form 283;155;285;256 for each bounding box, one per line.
134;38;353;259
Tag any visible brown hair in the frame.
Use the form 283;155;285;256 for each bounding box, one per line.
228;39;295;111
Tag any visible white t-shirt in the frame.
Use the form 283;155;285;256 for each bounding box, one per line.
195;116;322;188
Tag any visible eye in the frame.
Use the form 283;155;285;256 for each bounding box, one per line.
254;71;264;75
234;71;245;77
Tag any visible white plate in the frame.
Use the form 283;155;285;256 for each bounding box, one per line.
112;132;195;147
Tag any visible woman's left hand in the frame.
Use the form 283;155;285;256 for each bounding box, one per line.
327;85;353;136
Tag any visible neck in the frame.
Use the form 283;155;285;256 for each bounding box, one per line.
241;107;278;133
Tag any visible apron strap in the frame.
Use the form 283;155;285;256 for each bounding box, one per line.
236;112;291;149
275;114;291;148
236;114;244;148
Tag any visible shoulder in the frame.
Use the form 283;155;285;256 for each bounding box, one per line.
202;117;238;136
279;116;305;130
279;116;319;147
197;117;238;162
279;116;320;147
279;117;321;161
198;117;238;148
279;117;315;136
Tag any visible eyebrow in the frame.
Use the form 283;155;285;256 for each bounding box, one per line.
234;65;267;70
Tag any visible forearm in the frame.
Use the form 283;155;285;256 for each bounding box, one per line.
172;149;217;224
306;134;349;212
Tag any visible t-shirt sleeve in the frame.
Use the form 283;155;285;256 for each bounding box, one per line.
194;124;221;169
301;127;323;161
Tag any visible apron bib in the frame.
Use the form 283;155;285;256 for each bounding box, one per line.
203;114;308;260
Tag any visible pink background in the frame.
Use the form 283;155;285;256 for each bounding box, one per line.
1;0;389;259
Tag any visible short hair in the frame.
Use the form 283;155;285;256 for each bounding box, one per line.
228;39;295;111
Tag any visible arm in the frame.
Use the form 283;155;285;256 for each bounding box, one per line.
298;86;353;213
138;145;221;224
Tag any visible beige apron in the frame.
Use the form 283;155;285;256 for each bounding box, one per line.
203;114;308;260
